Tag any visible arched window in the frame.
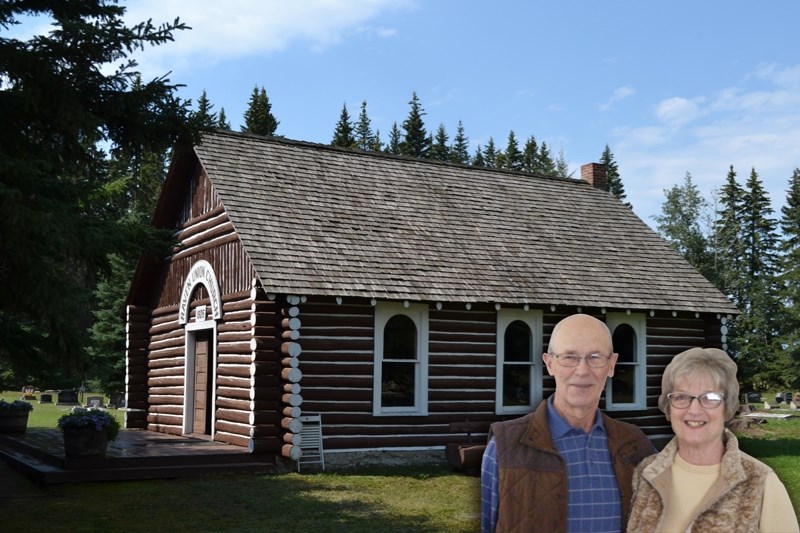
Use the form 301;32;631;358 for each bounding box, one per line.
373;302;429;415
496;309;542;414
605;313;646;410
611;324;636;404
503;320;532;407
381;315;417;407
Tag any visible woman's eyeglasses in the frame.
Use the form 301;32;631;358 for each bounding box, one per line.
667;392;725;409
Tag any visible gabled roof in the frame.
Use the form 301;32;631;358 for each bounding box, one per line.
188;129;737;315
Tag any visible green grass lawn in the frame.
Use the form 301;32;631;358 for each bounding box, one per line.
1;391;797;531
735;415;800;513
1;390;124;429
0;460;480;532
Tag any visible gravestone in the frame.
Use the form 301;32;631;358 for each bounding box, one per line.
57;389;79;405
39;393;53;404
109;392;125;409
86;396;104;408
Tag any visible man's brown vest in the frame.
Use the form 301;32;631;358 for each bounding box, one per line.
490;402;654;532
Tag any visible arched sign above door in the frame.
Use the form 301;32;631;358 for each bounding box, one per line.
178;260;223;324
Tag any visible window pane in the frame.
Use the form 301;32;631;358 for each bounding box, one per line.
504;320;531;362
382;361;415;407
612;324;636;363
503;365;530;406
612;364;635;403
384;315;417;360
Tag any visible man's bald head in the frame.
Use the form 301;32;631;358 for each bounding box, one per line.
547;313;613;355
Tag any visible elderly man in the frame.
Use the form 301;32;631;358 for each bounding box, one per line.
481;313;654;532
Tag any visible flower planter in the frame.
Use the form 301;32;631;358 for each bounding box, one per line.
63;427;109;458
0;411;30;434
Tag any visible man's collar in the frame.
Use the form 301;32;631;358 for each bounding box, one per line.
546;395;605;438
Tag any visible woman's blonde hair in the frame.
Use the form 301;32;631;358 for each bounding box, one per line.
658;347;740;421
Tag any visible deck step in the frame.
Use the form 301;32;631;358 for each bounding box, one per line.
0;443;275;484
0;430;277;484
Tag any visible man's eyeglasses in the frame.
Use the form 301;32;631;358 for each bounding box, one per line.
550;353;611;368
667;392;725;409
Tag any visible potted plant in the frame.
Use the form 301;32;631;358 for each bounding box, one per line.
0;399;34;434
57;408;121;458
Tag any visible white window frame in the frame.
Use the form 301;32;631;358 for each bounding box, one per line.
495;308;543;415
373;302;429;416
605;312;647;411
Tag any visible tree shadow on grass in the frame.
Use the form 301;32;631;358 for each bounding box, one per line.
737;437;800;458
0;461;480;532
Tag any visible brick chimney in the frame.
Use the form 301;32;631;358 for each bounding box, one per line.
581;163;607;191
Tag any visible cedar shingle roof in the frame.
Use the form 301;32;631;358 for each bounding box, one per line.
193;130;738;315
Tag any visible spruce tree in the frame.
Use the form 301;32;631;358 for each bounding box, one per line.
370;129;383;152
331;103;356;148
430;123;450;161
450;120;470;165
536;142;557;176
777;168;800;387
0;1;194;383
472;145;485;167
385;122;402;155
241;85;279;136
719;167;782;388
502;131;522;171
714;165;747;305
483;138;498;168
193;90;217;129
217;108;232;130
399;92;429;158
355;100;378;151
522;136;539;173
742;167;780;292
86;252;134;394
600;145;630;207
555;146;573;179
87;125;172;393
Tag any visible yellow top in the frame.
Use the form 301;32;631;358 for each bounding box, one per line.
660;454;799;532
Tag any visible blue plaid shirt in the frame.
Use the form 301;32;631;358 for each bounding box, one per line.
481;397;622;532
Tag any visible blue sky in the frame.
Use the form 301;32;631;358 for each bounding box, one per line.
19;1;800;228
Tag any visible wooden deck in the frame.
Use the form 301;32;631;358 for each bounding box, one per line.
0;429;276;484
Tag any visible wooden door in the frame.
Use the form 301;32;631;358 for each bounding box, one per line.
193;331;212;435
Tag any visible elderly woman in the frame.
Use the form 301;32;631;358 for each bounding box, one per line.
628;347;798;532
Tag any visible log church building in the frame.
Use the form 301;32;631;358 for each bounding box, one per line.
124;129;738;467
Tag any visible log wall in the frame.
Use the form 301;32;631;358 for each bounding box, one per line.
295;299;728;451
126;168;285;452
125;305;151;428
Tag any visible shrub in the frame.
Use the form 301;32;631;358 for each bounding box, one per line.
57;408;120;441
0;399;34;412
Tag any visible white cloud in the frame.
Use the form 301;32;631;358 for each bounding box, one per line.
599;85;635;111
368;26;399;39
612;64;800;228
753;63;800;88
613;125;670;148
123;0;412;76
654;96;705;126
